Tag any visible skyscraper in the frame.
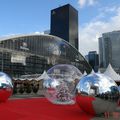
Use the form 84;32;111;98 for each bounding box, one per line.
50;4;78;49
99;37;104;67
99;31;120;69
88;51;99;72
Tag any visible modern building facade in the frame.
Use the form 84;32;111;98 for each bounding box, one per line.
44;30;50;35
87;51;99;72
0;34;91;78
99;31;120;71
99;37;104;67
50;4;78;50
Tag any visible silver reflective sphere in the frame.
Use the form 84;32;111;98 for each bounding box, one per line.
76;73;120;115
43;64;82;105
0;72;13;102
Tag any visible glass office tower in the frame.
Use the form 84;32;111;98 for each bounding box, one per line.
50;4;78;50
88;51;99;72
99;31;120;69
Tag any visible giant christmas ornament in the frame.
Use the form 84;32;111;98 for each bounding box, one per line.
43;64;82;105
0;72;13;102
76;73;120;115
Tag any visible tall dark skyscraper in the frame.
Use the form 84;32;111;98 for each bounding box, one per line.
50;4;78;49
88;51;99;72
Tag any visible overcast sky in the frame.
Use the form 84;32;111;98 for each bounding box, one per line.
0;0;120;55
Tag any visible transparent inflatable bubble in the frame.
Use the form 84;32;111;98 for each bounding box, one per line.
43;64;82;105
0;72;13;102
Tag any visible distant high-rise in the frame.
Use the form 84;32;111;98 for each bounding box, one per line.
44;30;50;35
88;51;99;72
50;4;78;49
99;37;104;67
99;31;120;69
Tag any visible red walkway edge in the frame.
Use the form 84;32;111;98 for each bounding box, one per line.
0;98;93;120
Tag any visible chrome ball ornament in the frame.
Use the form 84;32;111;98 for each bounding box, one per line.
76;73;119;115
43;64;82;105
0;72;13;102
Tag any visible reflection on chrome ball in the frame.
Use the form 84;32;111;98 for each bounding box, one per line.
0;72;13;102
76;73;120;115
43;64;82;105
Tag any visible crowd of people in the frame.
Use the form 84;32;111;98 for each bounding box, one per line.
12;79;44;94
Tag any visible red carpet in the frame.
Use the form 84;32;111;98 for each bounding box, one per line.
76;95;95;115
0;98;93;120
0;89;12;102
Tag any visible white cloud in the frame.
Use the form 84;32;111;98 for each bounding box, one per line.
78;0;86;8
34;31;44;34
103;6;117;13
89;0;97;5
78;0;98;8
79;7;120;55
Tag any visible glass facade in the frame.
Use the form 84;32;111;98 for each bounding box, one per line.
88;51;99;72
99;31;120;69
50;4;78;50
99;37;103;67
0;34;91;77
